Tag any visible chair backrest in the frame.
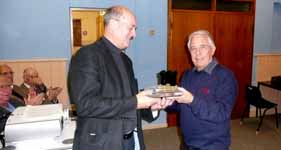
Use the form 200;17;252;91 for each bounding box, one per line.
245;85;262;105
157;70;177;86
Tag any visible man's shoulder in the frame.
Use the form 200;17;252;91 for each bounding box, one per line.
18;83;28;93
19;83;26;88
78;40;103;52
0;106;9;114
13;84;24;94
12;85;26;102
213;64;237;82
73;38;107;58
214;64;234;75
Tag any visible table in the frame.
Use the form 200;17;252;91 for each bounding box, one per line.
259;81;281;91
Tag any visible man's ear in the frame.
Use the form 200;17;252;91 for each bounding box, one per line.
211;47;216;56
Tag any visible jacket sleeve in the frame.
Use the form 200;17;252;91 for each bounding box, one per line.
68;47;137;119
140;109;160;123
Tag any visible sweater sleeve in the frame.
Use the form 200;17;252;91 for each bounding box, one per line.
188;69;238;123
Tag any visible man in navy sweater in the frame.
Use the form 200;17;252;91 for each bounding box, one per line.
166;30;238;150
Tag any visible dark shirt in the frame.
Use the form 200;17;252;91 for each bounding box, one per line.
103;37;136;133
166;59;238;150
102;37;132;97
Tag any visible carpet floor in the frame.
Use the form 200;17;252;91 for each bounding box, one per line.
143;116;281;150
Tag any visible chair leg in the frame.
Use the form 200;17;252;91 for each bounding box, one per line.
257;109;268;132
256;107;258;118
274;107;278;128
240;104;249;125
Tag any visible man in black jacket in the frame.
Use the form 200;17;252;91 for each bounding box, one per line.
68;5;171;150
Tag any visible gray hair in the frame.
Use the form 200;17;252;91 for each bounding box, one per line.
187;30;216;49
0;64;11;74
103;6;129;26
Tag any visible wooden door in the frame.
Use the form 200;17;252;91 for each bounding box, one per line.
73;19;82;47
214;12;254;118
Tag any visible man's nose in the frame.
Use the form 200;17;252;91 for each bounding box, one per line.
194;49;201;56
131;29;136;39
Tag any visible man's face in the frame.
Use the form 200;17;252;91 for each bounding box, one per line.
189;35;215;71
24;70;40;86
0;77;12;105
29;72;40;85
0;66;14;83
115;12;137;49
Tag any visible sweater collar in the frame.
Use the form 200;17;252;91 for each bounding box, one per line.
192;58;218;75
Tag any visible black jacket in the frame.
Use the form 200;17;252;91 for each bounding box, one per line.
68;37;156;150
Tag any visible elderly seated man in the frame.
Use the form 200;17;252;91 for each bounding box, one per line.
21;67;62;104
0;76;24;129
0;75;24;113
0;75;26;148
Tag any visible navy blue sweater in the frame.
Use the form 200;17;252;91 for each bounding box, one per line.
166;63;238;150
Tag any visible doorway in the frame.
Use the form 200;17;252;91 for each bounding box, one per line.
70;8;105;55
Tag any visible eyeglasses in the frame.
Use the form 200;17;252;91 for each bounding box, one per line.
0;84;12;90
0;71;14;76
189;44;211;53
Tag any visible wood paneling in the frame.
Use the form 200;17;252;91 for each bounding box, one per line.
214;12;254;118
0;59;69;108
255;53;281;82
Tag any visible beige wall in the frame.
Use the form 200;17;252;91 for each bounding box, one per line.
255;53;281;82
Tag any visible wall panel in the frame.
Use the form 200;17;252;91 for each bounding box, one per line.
255;53;281;82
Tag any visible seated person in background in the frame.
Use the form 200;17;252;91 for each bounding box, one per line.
21;67;62;104
0;76;24;130
0;75;25;147
0;64;44;105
